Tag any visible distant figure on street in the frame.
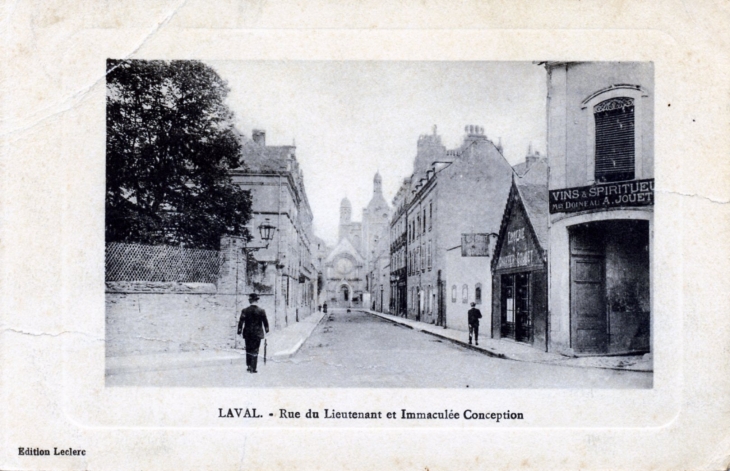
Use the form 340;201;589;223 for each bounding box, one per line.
237;293;269;373
468;302;482;345
323;302;328;313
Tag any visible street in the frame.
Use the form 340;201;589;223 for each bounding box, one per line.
107;309;652;388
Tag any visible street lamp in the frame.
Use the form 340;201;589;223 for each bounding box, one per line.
258;220;276;244
234;218;278;343
242;218;277;253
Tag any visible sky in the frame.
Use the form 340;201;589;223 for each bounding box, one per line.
208;61;547;246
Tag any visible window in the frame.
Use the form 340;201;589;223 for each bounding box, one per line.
462;284;468;304
451;285;457;303
423;209;427;233
427;241;432;270
429;202;432;230
594;97;635;183
475;283;482;304
506;292;514;323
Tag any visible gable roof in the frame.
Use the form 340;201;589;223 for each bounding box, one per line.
325;236;365;264
237;140;295;173
491;176;549;272
515;181;549;249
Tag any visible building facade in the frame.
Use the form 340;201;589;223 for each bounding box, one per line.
389;178;411;316
491;159;549;351
443;233;494;333
326;173;390;307
367;225;391;313
324;230;365;307
226;130;318;330
405;125;513;329
362;172;391;273
544;62;654;355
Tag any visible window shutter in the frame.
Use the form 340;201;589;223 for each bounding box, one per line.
594;97;635;183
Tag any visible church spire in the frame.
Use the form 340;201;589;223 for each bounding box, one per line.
373;171;382;195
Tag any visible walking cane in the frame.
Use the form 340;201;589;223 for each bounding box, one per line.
263;338;267;365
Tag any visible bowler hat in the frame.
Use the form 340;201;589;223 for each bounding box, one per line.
249;293;260;302
470;302;476;307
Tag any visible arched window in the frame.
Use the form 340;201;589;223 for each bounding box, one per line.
451;285;457;303
475;283;482;304
594;97;635;183
462;284;468;304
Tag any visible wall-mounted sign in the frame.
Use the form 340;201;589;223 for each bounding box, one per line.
549;179;654;214
461;233;491;257
495;202;543;271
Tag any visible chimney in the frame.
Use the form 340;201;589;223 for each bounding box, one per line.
526;144;540;168
252;129;266;146
464;125;486;140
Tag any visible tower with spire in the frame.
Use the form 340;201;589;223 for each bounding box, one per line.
362;171;391;273
373;171;383;195
338;197;362;252
340;197;352;224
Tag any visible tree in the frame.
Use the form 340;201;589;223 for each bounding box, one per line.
106;59;251;250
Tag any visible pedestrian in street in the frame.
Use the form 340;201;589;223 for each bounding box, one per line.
468;302;482;345
237;293;269;373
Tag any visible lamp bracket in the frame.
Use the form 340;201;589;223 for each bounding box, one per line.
242;243;271;253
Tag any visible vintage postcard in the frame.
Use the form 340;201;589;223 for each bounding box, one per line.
2;1;729;470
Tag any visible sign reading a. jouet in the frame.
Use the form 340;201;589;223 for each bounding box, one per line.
549;179;654;214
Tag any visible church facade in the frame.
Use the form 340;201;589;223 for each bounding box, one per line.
325;173;391;307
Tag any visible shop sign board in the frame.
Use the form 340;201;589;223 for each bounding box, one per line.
461;233;491;257
495;203;543;271
549;179;654;214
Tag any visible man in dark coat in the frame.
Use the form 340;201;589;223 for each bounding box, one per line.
237;293;269;373
468;302;482;345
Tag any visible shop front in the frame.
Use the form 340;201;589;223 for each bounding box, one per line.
547;174;653;355
568;219;650;354
491;181;549;350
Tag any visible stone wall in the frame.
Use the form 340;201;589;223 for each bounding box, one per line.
105;291;280;357
106;292;237;357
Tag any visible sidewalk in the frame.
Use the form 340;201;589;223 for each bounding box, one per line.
105;310;326;376
361;309;652;373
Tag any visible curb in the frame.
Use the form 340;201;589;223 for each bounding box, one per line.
271;339;304;360
361;309;652;373
106;313;327;375
270;311;328;360
364;310;507;360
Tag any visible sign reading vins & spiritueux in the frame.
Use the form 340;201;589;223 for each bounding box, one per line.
549;179;654;214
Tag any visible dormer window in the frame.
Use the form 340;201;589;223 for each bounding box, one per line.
593;97;635;183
